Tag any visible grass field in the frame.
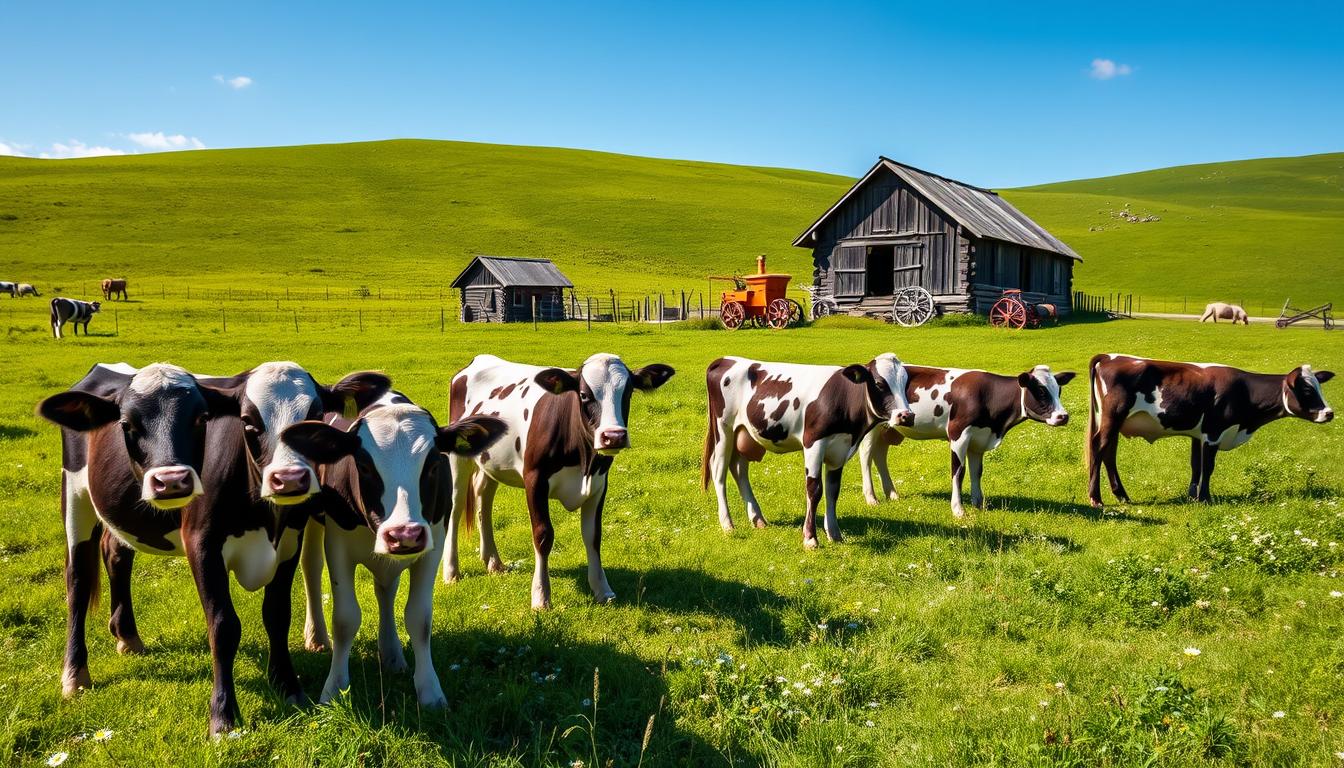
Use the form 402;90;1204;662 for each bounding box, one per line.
1;142;1341;308
2;307;1342;767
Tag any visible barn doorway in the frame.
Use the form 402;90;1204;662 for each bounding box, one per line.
866;245;894;296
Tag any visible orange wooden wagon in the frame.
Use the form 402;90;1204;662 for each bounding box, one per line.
711;255;804;330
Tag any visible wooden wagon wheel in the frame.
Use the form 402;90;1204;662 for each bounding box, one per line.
891;287;936;327
765;298;794;329
786;298;805;327
720;300;746;330
989;296;1028;329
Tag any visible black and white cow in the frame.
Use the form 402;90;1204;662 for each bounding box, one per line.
858;364;1074;517
1087;354;1334;506
702;354;914;549
39;361;389;735
51;297;101;339
282;392;505;707
0;281;15;297
444;353;675;610
16;282;38;297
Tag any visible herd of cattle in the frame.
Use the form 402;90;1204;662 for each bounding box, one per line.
35;351;1333;733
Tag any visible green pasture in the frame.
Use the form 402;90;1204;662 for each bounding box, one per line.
1;303;1342;766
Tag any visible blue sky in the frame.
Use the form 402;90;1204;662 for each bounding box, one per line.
2;1;1340;186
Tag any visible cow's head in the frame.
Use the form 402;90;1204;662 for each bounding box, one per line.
853;352;914;428
89;301;102;314
205;363;391;505
282;407;505;558
533;353;675;454
38;363;239;509
1284;365;1334;423
1017;366;1075;426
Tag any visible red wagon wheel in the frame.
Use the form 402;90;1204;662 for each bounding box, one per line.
720;300;746;330
765;298;795;329
989;297;1028;329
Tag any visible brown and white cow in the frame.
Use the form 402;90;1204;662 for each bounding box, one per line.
858;365;1075;517
1200;302;1249;325
703;354;915;549
444;353;675;610
39;361;389;735
16;282;39;297
282;392;505;706
101;278;128;301
1087;354;1334;506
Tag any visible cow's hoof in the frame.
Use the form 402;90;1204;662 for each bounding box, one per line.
752;517;768;530
803;537;819;550
305;637;330;653
418;694;448;710
285;691;312;708
594;591;616;605
864;494;881;507
485;557;506;574
532;594;552;611
951;507;966;519
61;666;92;697
971;497;985;510
116;636;145;655
826;533;844;544
442;569;461;584
382;654;409;674
1088;499;1104;510
887;490;900;501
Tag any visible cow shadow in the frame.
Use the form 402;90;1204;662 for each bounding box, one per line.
823;513;1079;555
0;424;38;440
931;493;1166;525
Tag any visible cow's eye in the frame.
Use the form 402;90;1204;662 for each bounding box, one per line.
122;421;139;439
579;392;593;403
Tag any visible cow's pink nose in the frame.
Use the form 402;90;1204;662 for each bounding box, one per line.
381;524;427;554
1051;413;1070;426
894;409;915;427
597;427;629;450
149;468;193;498
268;467;310;496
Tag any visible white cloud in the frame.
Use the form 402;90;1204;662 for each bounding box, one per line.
0;140;27;157
1089;58;1133;80
127;132;206;151
41;140;125;159
214;74;253;89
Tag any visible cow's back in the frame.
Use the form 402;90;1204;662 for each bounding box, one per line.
454;355;552;482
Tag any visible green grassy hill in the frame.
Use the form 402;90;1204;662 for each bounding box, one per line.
1;141;1340;308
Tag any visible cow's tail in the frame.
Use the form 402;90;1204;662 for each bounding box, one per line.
461;467;477;533
1085;355;1104;473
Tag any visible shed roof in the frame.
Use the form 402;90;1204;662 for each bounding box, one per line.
450;255;575;288
793;157;1081;261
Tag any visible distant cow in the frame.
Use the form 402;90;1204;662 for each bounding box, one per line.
51;297;101;338
0;282;15;297
703;354;914;549
16;283;38;297
858;365;1075;517
1200;302;1248;325
1087;354;1334;506
444;353;674;610
101;278;128;301
282;392;504;707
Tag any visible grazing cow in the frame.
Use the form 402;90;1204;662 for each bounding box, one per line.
703;354;915;549
1200;302;1249;325
51;297;101;339
0;281;15;297
858;365;1075;517
443;353;675;610
1087;354;1334;506
101;278;129;301
282;393;505;706
16;283;38;297
39;361;390;734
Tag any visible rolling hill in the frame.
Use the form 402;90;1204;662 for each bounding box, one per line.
0;141;1339;307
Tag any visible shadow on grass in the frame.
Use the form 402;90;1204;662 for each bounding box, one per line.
964;493;1165;525
832;514;1079;554
0;424;38;440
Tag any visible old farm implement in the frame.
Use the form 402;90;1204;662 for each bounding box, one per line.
712;255;804;330
1276;299;1335;330
989;289;1058;329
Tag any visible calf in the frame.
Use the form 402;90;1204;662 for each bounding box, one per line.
51;297;101;338
858;365;1075;517
102;278;129;301
39;361;390;735
1087;354;1334;506
703;354;914;549
282;393;505;706
444;353;675;610
1200;302;1249;325
0;281;14;297
17;282;38;297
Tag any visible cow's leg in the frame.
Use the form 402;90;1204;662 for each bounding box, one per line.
61;472;100;696
372;569;407;672
949;432;971;518
185;540;242;735
580;484;615;603
1100;431;1131;504
1088;404;1130;507
729;452;766;529
524;473;555;610
300;517;330;652
442;455;472;584
1196;441;1218;502
261;534;307;705
405;527;447;708
476;472;505;573
859;431;898;506
709;424;735;531
100;530;144;654
1187;439;1202;499
822;463;844;543
319;537;359;704
801;444;826;549
968;449;986;509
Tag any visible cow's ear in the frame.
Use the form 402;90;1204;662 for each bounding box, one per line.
436;416;508;456
1316;371;1335;384
534;368;579;395
282;420;361;465
198;384;242;418
38;391;121;431
1017;372;1033;388
321;371;392;416
842;364;872;384
631;364;676;391
1054;371;1077;387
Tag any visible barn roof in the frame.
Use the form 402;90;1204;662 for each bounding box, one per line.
450;255;575;288
792;157;1082;261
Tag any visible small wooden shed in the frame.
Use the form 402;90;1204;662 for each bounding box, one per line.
450;255;574;323
793;157;1081;316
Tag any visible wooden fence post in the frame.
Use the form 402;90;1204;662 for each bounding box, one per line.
358;309;363;332
587;297;592;331
533;295;538;331
114;309;119;336
294;310;299;333
221;309;227;332
440;308;445;332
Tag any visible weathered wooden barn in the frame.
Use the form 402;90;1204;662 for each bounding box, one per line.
793;157;1081;316
451;255;574;323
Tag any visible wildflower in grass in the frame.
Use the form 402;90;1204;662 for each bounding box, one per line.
946;585;956;591
226;729;245;740
582;698;592;708
1195;599;1211;609
1332;591;1342;598
1054;681;1065;690
1039;700;1050;709
1273;711;1286;718
480;604;490;610
448;663;461;671
1334;751;1344;759
1183;647;1201;656
570;760;585;768
93;729;114;743
46;753;68;767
